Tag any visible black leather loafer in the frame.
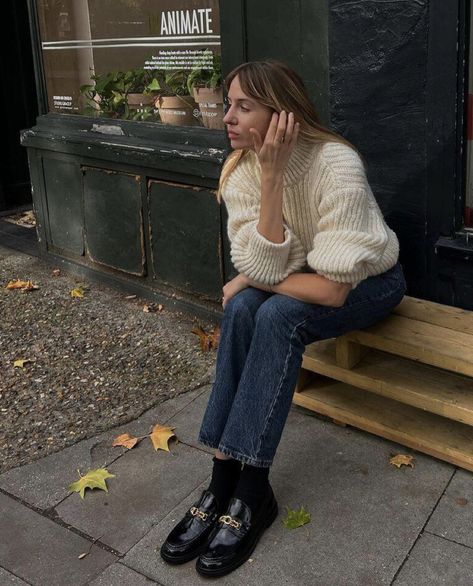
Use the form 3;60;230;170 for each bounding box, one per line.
160;489;222;564
195;484;278;577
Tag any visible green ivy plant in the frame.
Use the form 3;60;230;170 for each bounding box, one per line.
79;68;161;119
151;70;192;97
187;53;222;95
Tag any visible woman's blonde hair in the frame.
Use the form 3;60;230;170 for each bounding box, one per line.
217;59;360;202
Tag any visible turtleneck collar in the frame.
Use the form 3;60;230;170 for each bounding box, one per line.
245;137;318;186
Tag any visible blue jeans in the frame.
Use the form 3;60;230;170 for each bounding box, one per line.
198;262;407;468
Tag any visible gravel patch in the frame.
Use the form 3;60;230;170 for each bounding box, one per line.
0;249;218;473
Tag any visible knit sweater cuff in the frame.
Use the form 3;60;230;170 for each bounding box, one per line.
231;223;292;284
308;234;399;286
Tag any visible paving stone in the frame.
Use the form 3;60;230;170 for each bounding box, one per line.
425;468;473;548
123;406;453;585
0;386;209;511
393;532;473;585
89;562;159;585
0;492;116;586
165;387;213;453
0;567;29;585
56;441;212;554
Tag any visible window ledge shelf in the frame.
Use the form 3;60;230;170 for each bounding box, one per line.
435;234;473;262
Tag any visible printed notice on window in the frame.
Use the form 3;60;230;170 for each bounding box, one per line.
37;0;222;128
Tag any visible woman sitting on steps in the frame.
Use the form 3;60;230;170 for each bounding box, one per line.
160;59;406;578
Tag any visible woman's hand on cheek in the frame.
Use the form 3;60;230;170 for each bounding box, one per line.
222;274;250;309
250;111;300;176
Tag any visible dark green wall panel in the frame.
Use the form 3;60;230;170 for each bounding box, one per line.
149;181;222;300
244;0;329;124
42;157;84;254
83;167;145;276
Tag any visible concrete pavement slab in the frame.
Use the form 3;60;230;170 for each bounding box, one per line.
122;479;214;585
56;441;211;554
122;404;453;585
425;468;473;548
0;385;210;511
393;532;473;585
89;562;159;585
0;492;116;586
164;387;213;453
0;568;30;585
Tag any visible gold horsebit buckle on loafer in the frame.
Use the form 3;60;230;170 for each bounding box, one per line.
190;506;209;521
218;514;242;529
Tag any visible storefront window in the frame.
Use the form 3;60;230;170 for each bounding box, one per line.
37;0;223;129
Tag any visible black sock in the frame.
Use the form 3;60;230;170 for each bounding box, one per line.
233;463;270;515
208;457;242;510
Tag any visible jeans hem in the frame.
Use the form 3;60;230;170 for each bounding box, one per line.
197;435;219;451
217;444;273;468
198;435;273;467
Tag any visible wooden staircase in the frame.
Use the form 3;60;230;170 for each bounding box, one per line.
293;296;473;471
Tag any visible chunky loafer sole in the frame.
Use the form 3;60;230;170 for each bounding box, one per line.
160;541;209;565
160;489;222;565
196;498;278;577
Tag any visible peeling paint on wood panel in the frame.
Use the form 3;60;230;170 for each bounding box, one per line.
83;167;145;276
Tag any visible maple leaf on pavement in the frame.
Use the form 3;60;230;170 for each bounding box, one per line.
68;468;115;499
282;506;311;529
112;433;139;449
150;424;176;452
389;454;415;468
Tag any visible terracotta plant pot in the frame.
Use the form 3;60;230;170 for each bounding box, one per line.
127;93;156;108
155;95;199;127
193;87;224;130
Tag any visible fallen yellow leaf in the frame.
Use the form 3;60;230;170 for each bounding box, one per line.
13;359;32;368
150;424;176;452
389;454;415;468
70;287;85;298
68;468;115;499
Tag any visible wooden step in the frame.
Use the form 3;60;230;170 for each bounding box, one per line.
394;296;473;336
302;341;473;426
343;314;473;377
293;377;473;472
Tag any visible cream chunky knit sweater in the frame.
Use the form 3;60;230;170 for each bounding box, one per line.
222;139;399;287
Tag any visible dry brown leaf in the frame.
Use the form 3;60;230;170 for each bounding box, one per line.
112;433;139;450
143;303;162;313
389;454;415;468
192;325;220;352
52;269;61;276
150;424;176;452
6;279;39;292
455;497;468;506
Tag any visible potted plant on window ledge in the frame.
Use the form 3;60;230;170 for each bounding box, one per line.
79;69;161;122
153;70;200;127
187;53;224;130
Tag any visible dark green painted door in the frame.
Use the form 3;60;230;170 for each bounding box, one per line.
43;156;84;255
83;167;145;276
148;180;222;300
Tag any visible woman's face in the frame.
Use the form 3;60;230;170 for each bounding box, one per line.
223;75;274;150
